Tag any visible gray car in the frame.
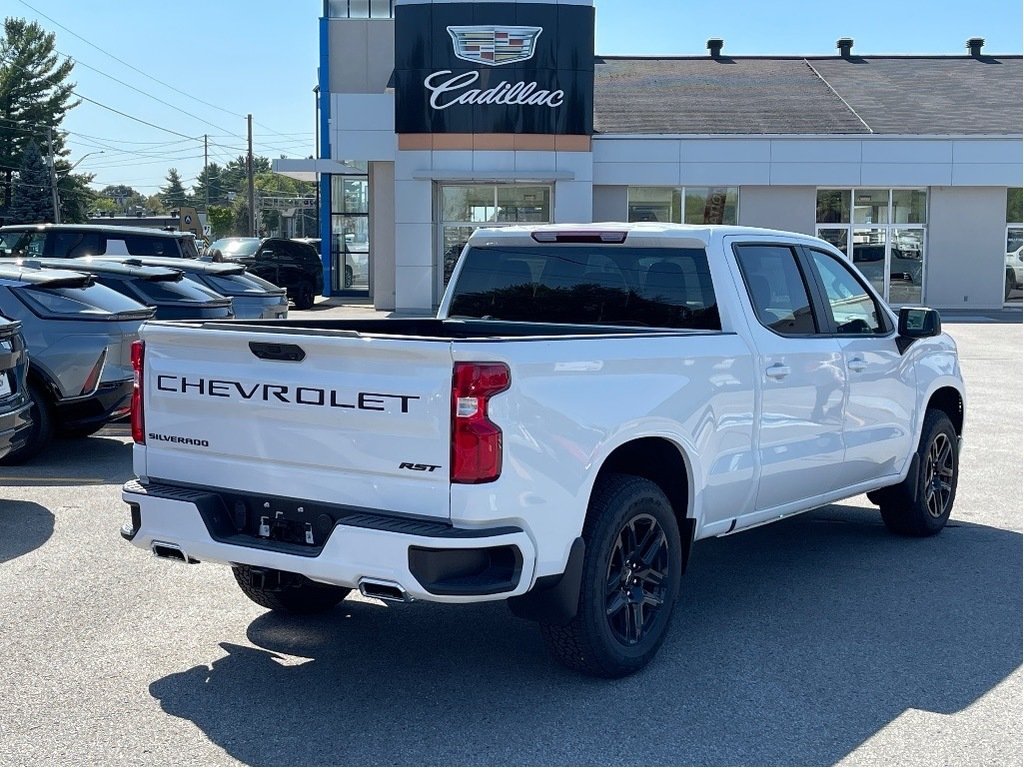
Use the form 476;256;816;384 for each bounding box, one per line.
20;258;234;322
0;317;32;461
0;263;155;463
95;256;289;320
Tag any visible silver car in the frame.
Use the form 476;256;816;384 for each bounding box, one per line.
0;263;155;463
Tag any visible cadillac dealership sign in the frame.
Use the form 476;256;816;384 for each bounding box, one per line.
394;2;594;135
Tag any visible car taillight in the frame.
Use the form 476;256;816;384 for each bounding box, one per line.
451;362;510;484
131;340;145;444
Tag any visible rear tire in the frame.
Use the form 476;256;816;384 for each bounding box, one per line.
878;409;959;537
0;381;54;465
540;474;682;678
232;565;350;614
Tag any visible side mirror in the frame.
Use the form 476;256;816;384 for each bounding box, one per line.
898;306;941;338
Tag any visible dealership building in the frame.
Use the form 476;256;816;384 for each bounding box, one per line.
273;0;1023;312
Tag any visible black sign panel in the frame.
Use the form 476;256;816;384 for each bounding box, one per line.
393;2;594;135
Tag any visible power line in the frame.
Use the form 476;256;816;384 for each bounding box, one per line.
71;91;200;141
15;0;315;143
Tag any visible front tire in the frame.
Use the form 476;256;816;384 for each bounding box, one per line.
540;474;682;678
232;565;350;614
878;409;959;537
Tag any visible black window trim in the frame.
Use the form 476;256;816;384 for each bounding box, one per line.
730;240;824;339
798;245;895;337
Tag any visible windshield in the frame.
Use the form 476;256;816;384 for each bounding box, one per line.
0;231;28;256
210;238;261;258
448;245;720;330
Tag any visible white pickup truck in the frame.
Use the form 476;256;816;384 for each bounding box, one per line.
121;223;965;677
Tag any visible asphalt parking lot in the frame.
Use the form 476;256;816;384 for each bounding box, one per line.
0;307;1020;767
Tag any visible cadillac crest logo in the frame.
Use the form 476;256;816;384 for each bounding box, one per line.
447;25;543;67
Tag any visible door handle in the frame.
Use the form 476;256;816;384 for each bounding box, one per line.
848;357;868;372
765;364;791;380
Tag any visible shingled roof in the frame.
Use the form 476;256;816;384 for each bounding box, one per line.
593;55;1023;135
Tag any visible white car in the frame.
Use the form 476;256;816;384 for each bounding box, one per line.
121;223;965;677
1005;246;1023;295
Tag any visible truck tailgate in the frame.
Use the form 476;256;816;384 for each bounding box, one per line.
139;324;454;520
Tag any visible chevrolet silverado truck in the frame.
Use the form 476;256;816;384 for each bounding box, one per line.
121;224;965;677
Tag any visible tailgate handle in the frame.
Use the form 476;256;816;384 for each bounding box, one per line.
249;342;306;362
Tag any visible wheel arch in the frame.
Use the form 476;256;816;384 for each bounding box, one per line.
926;385;964;436
590;436;696;570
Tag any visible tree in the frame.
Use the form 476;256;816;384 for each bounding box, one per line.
0;17;77;214
145;194;167;215
192;162;224;209
98;183;145;214
159;167;188;209
207;204;234;239
8;139;52;223
54;164;95;223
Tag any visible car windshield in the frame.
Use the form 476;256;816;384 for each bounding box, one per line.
210;238;261;258
198;273;273;295
17;282;150;318
0;232;27;256
128;276;225;304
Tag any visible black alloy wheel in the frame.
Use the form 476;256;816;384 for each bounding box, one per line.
922;432;955;519
604;513;670;646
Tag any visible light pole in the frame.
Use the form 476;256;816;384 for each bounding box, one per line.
52;150;104;223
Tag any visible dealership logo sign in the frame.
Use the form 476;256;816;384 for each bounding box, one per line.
447;25;542;67
423;24;564;111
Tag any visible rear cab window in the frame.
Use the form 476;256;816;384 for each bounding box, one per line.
448;245;720;330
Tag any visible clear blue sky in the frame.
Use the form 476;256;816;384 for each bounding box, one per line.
7;0;1022;195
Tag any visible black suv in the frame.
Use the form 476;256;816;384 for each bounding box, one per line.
0;224;200;260
208;237;322;309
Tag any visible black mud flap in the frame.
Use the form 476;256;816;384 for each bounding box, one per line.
507;537;585;625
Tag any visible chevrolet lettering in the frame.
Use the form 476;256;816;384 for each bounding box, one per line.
154;375;419;412
122;223;966;679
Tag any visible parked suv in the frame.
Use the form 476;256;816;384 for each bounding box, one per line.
0;224;196;260
0;263;155;462
208;237;322;309
0;317;32;461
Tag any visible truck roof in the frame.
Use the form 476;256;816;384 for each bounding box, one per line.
467;222;828;248
0;223;183;239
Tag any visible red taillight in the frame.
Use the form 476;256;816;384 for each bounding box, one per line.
131;340;145;444
451;362;510;484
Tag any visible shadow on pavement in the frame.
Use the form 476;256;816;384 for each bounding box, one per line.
148;505;1022;766
0;501;54;564
0;436;133;487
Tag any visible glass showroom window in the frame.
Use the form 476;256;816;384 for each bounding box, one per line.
1006;187;1022;305
628;187;738;225
331;172;369;292
438;184;551;293
816;188;927;305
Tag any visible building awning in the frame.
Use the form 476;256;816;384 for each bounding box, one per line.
271;158;368;182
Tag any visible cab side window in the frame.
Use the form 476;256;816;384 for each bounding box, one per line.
808;249;886;334
734;244;818;335
50;231;101;258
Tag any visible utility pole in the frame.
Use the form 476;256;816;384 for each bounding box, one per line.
48;127;60;224
246;114;256;237
203;133;209;210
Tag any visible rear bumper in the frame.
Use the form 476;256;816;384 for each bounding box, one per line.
121;480;536;603
55;379;133;430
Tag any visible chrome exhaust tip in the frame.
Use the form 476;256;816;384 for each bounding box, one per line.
151;541;196;564
358;578;412;603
